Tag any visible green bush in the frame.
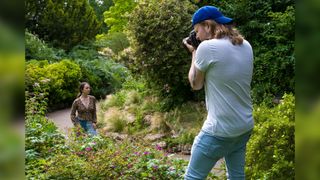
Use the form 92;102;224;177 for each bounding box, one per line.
25;0;101;50
126;0;197;107
25;59;82;109
25;82;66;179
246;93;295;179
251;6;295;104
45;134;219;179
95;32;130;54
69;44;129;99
108;112;127;133
25;30;58;62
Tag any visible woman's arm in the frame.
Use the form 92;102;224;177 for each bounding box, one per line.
70;100;77;125
92;97;97;124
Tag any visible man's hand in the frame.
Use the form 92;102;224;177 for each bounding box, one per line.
93;123;97;129
183;38;195;53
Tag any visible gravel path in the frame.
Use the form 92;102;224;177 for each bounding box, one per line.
47;108;73;134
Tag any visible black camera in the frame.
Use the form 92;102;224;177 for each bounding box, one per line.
183;30;201;50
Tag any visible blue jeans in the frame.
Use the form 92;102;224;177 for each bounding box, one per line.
78;119;97;136
185;130;252;180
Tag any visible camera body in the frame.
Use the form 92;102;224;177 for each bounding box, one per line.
183;30;201;50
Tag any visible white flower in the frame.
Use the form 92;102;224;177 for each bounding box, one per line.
33;82;40;87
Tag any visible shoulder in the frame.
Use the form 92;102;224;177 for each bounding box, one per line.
89;95;96;101
197;40;212;54
73;97;81;103
242;39;252;48
72;97;81;107
196;39;221;56
198;39;212;48
198;39;227;50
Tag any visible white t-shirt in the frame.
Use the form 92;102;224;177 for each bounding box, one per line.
194;38;254;137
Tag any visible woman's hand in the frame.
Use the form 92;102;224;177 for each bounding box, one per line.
93;122;97;129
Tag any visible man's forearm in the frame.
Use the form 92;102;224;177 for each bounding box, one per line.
188;51;197;89
188;51;205;90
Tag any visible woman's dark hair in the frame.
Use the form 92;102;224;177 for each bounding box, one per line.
77;82;90;97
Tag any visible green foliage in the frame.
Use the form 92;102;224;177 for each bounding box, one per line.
25;0;101;50
115;46;135;69
44;134;194;179
69;44;129;98
95;32;130;54
89;0;114;33
296;101;320;180
25;82;66;179
163;102;205;149
100;75;149;110
108;114;127;132
246;93;295;179
250;5;295;104
102;92;127;109
126;0;197;107
25;41;129;109
25;59;82;110
238;1;294;104
25;30;64;62
100;77;206;139
103;0;137;33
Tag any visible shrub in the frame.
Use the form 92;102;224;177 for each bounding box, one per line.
246;93;295;179
95;32;129;54
25;81;66;179
124;90;142;105
69;44;129;99
25;30;64;62
25;59;82;110
45;134;218;179
106;109;128;132
126;0;197;108
101;91;127;109
25;0;101;50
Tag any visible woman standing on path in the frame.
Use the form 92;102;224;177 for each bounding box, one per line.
70;82;98;136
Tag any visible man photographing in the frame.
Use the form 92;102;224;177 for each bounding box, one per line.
183;6;254;180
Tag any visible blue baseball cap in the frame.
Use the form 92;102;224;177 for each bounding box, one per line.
192;6;233;26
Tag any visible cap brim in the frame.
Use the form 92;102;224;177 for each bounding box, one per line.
215;16;233;24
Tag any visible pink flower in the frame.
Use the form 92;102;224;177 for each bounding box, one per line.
156;144;162;151
85;147;92;151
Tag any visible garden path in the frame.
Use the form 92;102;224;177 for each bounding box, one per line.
47;107;73;135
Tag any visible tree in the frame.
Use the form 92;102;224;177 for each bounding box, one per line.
126;0;197;108
103;0;137;33
89;0;114;33
25;0;101;50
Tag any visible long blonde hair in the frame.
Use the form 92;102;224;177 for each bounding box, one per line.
200;20;244;45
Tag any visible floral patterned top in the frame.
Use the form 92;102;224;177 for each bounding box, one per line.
70;95;97;125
